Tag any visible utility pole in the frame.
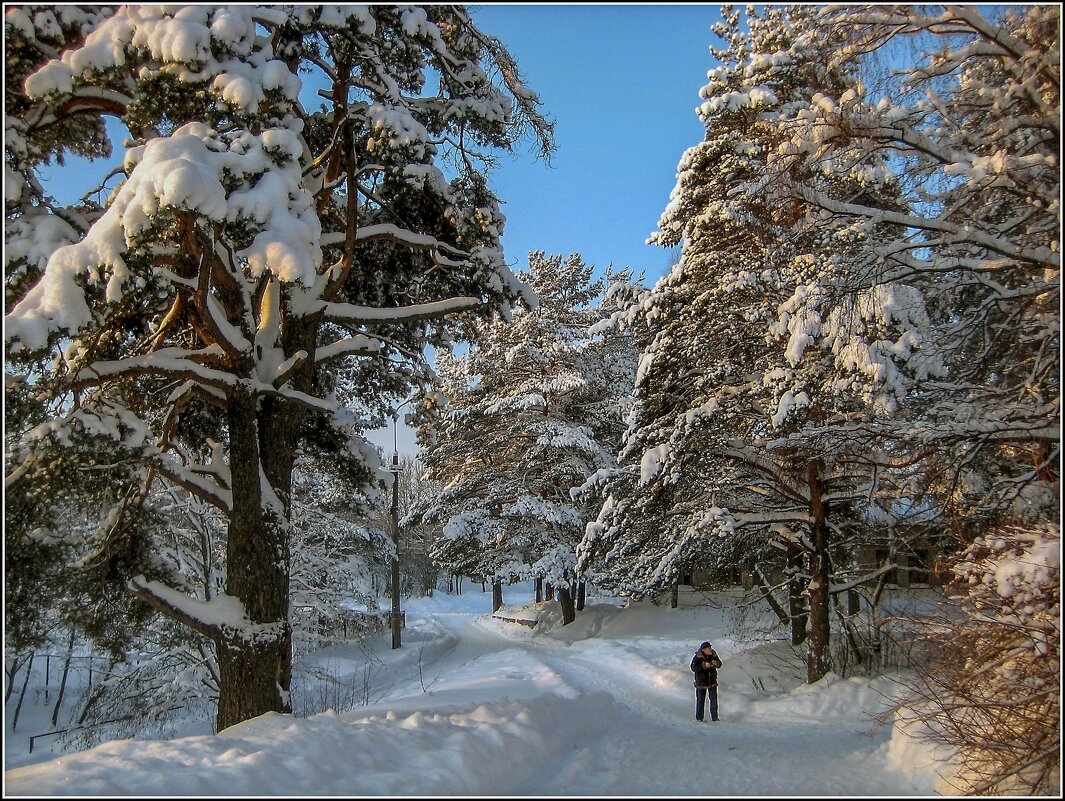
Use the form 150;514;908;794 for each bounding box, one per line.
389;397;414;649
389;447;402;649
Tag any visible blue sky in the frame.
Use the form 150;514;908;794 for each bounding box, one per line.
471;3;723;285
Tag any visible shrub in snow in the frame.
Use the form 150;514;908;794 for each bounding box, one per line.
888;524;1059;796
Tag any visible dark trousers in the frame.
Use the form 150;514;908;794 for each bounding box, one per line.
695;685;718;721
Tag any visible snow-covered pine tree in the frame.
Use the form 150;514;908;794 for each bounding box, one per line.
4;4;552;729
578;5;944;681
417;252;638;623
780;4;1060;533
779;5;1060;786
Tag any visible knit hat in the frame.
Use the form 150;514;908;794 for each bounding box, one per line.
700;641;712;650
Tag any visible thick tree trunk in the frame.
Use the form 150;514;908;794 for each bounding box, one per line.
806;460;831;683
535;577;543;603
217;390;291;731
788;545;808;646
670;580;679;609
576;581;586;611
558;586;576;625
492;580;503;613
257;321;316;696
545;582;553;602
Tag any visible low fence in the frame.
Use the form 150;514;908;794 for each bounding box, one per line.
7;611;408;754
298;607;406;641
7;653;111;733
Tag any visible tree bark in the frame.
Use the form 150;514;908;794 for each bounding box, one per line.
535;577;543;603
11;653;34;731
492;579;503;613
5;653;29;703
545;582;553;602
217;389;291;731
788;545;808;646
670;580;679;609
51;629;76;728
558;585;576;625
255;319;315;699
576;581;586;611
806;460;831;683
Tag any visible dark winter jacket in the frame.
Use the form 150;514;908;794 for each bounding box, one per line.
690;648;722;688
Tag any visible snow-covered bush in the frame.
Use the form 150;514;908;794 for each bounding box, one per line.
891;524;1059;795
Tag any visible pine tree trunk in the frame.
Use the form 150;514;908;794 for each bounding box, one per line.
545;582;553;602
256;321;314;697
5;653;29;703
576;581;586;611
492;580;503;613
217;390;292;731
788;545;808;646
558;586;576;625
535;577;543;603
806;460;831;683
670;580;679;608
11;653;33;731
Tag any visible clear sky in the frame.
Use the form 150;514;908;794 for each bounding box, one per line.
470;3;723;285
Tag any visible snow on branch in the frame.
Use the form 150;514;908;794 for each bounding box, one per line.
314;335;382;363
129;577;285;645
323;296;482;325
796;186;1059;269
321;223;473;269
72;346;234;391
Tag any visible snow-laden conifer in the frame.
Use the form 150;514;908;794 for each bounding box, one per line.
578;5;943;681
4;4;552;729
782;6;1059;787
417;252;639;622
777;4;1060;530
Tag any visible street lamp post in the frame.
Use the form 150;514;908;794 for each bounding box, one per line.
388;397;414;649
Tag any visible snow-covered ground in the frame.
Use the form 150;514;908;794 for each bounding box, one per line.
5;585;950;796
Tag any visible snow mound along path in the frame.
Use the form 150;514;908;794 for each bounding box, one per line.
4;649;610;797
746;672;900;725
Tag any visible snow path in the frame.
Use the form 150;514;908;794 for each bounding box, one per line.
458;611;928;796
4;591;941;796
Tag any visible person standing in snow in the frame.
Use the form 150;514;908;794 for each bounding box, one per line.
690;641;722;722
